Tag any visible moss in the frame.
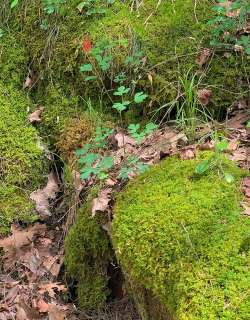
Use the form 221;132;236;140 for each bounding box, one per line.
64;191;112;310
33;84;84;143
0;83;47;235
112;153;250;320
2;0;249;131
89;0;249;113
0;33;29;88
56;114;94;161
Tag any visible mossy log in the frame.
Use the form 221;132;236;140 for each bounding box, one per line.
112;154;250;319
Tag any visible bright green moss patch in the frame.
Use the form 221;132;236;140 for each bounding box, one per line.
65;193;112;310
0;83;47;234
113;154;250;319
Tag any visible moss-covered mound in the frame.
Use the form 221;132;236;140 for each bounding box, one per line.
64;193;112;310
0;83;47;234
1;0;249;128
112;154;250;319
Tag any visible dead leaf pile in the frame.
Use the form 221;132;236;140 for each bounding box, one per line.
0;223;70;320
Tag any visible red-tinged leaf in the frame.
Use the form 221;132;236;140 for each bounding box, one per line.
82;36;92;53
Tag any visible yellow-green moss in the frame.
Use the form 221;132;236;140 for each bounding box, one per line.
112;153;250;320
0;83;47;234
64;191;112;310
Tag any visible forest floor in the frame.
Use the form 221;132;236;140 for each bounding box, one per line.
0;100;249;320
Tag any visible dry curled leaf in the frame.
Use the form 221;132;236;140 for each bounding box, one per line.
241;202;250;217
229;148;247;162
196;48;212;67
28;107;44;123
115;132;136;148
92;188;112;217
36;299;50;313
0;223;46;271
48;304;66;320
30;172;59;217
38;283;67;299
180;146;196;160
197;89;212;106
242;177;250;199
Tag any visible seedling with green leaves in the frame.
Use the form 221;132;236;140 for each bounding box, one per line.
76;127;114;180
128;123;158;143
76;0;114;17
76;120;157;182
79;39;149;112
118;156;148;180
208;0;250;54
43;0;66;15
195;138;234;183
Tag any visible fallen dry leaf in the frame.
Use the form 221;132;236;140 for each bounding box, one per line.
198;140;215;150
228;139;239;151
38;283;67;299
197;89;212;106
180;146;196;160
196;48;212;67
23;76;33;89
42;252;64;277
92;188;112;217
242;177;250;199
30;172;59;217
28;107;44;123
0;224;46;271
241;202;250;217
229;148;247;162
17;298;41;320
36;298;50;313
114;132;136;148
226;111;250;130
48;304;66;320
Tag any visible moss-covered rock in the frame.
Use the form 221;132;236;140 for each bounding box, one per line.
0;83;47;234
64;191;112;310
112;154;250;319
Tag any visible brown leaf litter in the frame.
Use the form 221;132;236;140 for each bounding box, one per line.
0;222;69;320
30;172;60;217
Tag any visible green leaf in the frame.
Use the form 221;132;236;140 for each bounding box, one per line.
113;86;130;96
247;121;250;128
80;168;94;180
75;144;91;156
80;64;93;72
112;101;130;113
97;156;113;170
119;166;134;180
144;122;158;135
79;153;99;166
128;123;140;134
215;139;228;152
10;0;18;8
85;76;97;81
134;92;148;104
195;159;211;174
224;172;234;183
